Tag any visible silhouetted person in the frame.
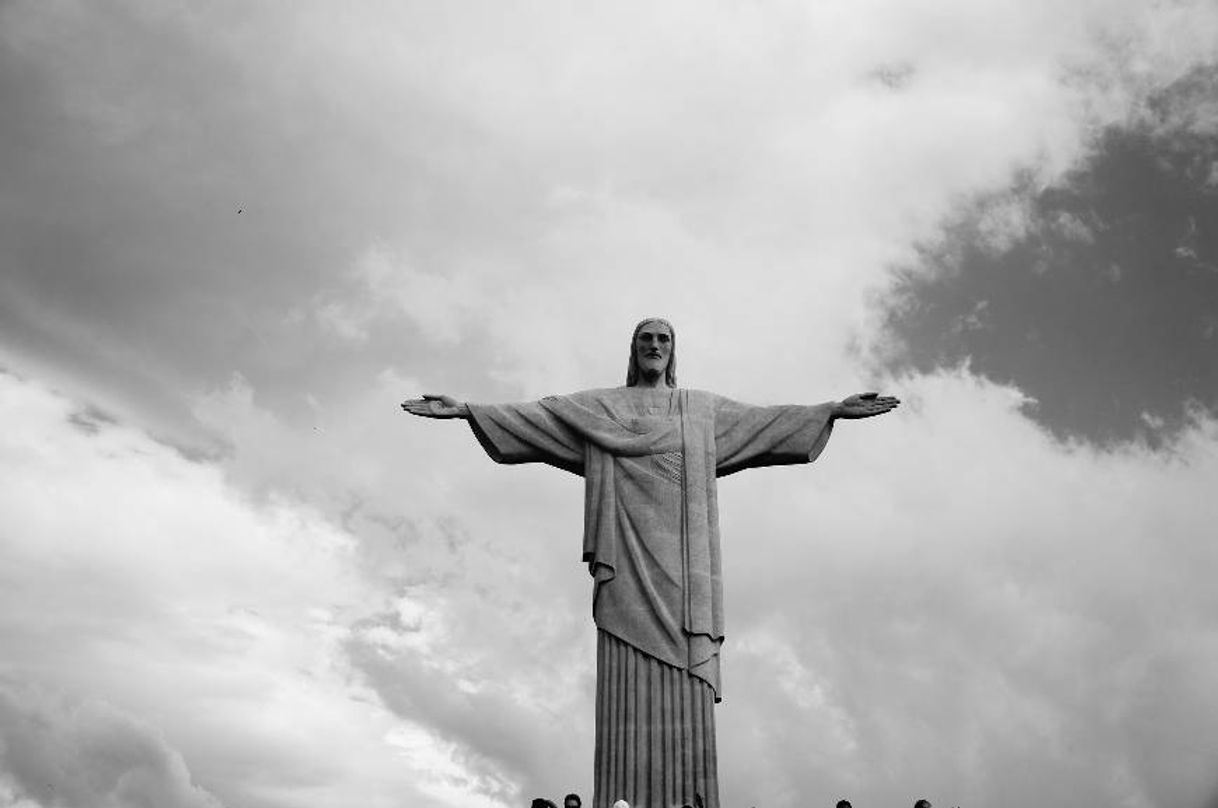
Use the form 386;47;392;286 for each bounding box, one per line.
914;800;932;808
532;799;557;808
837;801;852;808
563;795;581;808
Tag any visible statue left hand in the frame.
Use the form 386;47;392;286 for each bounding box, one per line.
834;392;900;419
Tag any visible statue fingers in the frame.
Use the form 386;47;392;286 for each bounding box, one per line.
401;400;437;415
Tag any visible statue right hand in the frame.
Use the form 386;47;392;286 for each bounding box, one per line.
833;391;900;420
400;393;469;419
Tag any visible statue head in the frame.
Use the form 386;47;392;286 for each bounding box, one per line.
625;317;677;388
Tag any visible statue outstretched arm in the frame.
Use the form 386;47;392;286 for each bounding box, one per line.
712;390;898;476
400;393;470;419
400;393;584;474
831;392;900;420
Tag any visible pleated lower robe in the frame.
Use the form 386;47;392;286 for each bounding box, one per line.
596;630;718;808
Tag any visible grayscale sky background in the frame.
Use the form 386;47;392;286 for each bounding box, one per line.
2;2;1217;808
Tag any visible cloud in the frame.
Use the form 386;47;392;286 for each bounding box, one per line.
2;1;1218;807
713;367;1218;808
875;63;1218;445
307;247;486;347
0;680;223;808
0;368;516;808
7;0;1196;424
189;367;598;802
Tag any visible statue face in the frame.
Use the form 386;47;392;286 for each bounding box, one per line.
634;321;673;379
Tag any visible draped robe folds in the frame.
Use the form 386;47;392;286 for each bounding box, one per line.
467;387;834;808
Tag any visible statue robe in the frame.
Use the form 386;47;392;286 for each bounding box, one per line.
468;387;834;808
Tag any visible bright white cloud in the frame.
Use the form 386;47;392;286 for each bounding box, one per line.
189;370;599;798
0;370;529;808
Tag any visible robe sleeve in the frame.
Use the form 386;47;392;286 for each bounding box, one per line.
712;395;836;477
467;400;586;476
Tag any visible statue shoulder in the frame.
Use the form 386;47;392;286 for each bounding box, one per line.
543;387;618;406
682;388;723;408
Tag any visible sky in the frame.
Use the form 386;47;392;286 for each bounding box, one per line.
1;2;1217;807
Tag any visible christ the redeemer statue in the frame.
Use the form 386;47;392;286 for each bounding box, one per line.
401;318;898;808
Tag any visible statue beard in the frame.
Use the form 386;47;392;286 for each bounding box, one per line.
639;365;663;383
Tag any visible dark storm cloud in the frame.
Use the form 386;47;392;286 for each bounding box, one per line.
877;64;1218;447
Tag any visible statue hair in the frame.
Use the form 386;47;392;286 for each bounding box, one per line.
625;317;677;388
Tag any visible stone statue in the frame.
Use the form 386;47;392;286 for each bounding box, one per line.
401;318;899;808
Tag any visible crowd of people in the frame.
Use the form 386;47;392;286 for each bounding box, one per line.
529;796;647;808
529;795;684;808
532;795;949;807
530;794;585;808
